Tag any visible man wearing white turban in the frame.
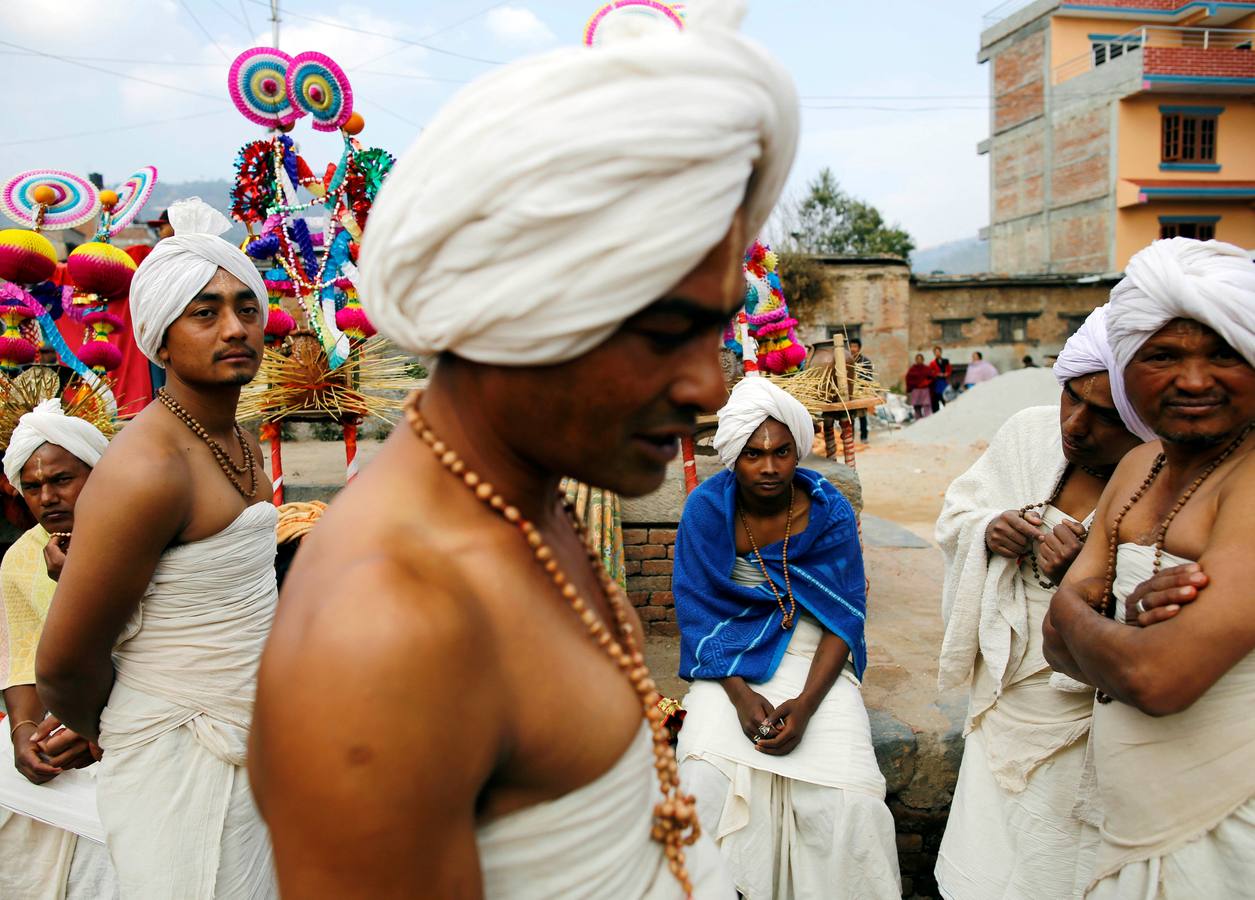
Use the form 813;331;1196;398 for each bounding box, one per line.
935;304;1142;900
1045;238;1255;898
0;399;116;899
250;2;794;896
672;377;900;898
36;196;277;897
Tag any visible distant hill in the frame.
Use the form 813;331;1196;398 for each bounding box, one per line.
146;179;243;242
910;236;989;275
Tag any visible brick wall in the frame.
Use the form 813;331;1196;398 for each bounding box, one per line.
1049;203;1112;273
992;121;1047;224
1051;107;1110;209
624;526;679;635
1144;46;1255;80
993;30;1046;133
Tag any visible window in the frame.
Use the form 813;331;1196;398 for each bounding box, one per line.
826;324;860;343
1162;112;1217;163
934;319;969;343
1160;220;1216;240
1091;37;1139;67
1061;315;1088;338
996;315;1031;343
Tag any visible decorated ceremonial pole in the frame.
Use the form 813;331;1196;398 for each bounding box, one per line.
343;416;359;483
260;421;285;504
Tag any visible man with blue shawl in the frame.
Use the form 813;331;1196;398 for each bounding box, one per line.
673;377;900;900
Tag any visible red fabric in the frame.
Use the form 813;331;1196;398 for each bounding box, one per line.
55;246;154;418
928;358;952;380
905;364;933;391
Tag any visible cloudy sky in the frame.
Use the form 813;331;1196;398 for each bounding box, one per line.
0;0;998;249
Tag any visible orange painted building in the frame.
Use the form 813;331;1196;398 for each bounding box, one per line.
980;0;1255;273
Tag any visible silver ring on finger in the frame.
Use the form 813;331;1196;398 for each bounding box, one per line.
1135;599;1148;616
751;734;761;744
758;724;773;737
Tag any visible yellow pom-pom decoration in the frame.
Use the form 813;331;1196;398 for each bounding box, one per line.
0;229;58;284
99;189;119;211
67;241;138;299
342;112;365;136
32;185;57;206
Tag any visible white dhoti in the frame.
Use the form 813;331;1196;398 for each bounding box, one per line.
0;724;116;899
936;409;1102;899
1085;545;1255;899
677;616;900;900
96;502;279;898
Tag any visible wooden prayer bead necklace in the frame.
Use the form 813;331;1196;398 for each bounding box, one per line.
1095;421;1254;703
157;389;258;500
738;483;797;629
1019;463;1108;590
402;392;701;897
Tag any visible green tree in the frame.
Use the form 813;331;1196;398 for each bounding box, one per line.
786;168;915;258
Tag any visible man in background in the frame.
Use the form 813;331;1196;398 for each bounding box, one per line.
848;337;874;443
929;345;952;413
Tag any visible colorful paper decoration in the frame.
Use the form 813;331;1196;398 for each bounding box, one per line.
67;242;138;300
0;230;57;285
287;51;354;132
583;0;685;46
106;166;158;236
229;47;299;127
2;170;100;230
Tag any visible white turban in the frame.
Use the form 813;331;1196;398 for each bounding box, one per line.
1052;303;1139;435
1107;237;1255;441
4;399;109;489
360;0;798;365
714;377;813;469
128;197;268;366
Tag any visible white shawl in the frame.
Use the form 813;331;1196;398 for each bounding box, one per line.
936;406;1067;693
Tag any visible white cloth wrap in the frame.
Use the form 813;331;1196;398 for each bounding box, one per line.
3;399;109;489
713;377;813;469
676;616;900;899
1106;237;1255;441
127;198;268;366
359;0;798;365
937;406;1071;694
94;502;278;897
476;722;733;898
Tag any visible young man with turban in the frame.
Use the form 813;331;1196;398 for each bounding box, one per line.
672;377;900;899
36;197;277;897
250;3;797;896
1045;238;1255;898
934;304;1142;899
0;400;115;899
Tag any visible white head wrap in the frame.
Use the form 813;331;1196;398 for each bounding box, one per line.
1052;303;1138;434
4;399;109;489
1107;237;1255;441
713;377;813;469
360;0;798;365
128;197;268;366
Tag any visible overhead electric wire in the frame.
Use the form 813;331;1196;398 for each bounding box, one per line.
177;0;232;60
238;0;257;37
0;38;229;102
0;109;233;147
203;0;251;34
353;1;512;70
240;0;506;66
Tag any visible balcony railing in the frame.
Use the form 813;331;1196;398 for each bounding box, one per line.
982;0;1040;28
1053;25;1255;84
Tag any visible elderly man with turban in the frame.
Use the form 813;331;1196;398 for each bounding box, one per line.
250;2;794;896
670;377;900;899
1044;238;1255;898
934;303;1144;900
0;400;115;899
36;197;277;897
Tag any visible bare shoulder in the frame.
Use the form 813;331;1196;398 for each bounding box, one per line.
259;546;507;770
78;412;190;518
254;550;503;894
1104;441;1164;498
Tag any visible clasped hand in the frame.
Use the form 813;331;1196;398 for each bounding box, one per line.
731;688;815;757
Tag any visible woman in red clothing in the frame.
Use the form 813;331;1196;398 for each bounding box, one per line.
928;345;952;413
905;353;934;420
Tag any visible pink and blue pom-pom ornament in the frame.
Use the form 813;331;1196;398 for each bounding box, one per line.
67;241;137;300
743;241;806;375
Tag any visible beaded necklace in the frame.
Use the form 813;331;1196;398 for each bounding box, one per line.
402;392;700;896
1095;421;1254;703
737;484;797;629
157;389;258;500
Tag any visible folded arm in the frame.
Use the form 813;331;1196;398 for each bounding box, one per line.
36;446;186;740
1046;458;1255;715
